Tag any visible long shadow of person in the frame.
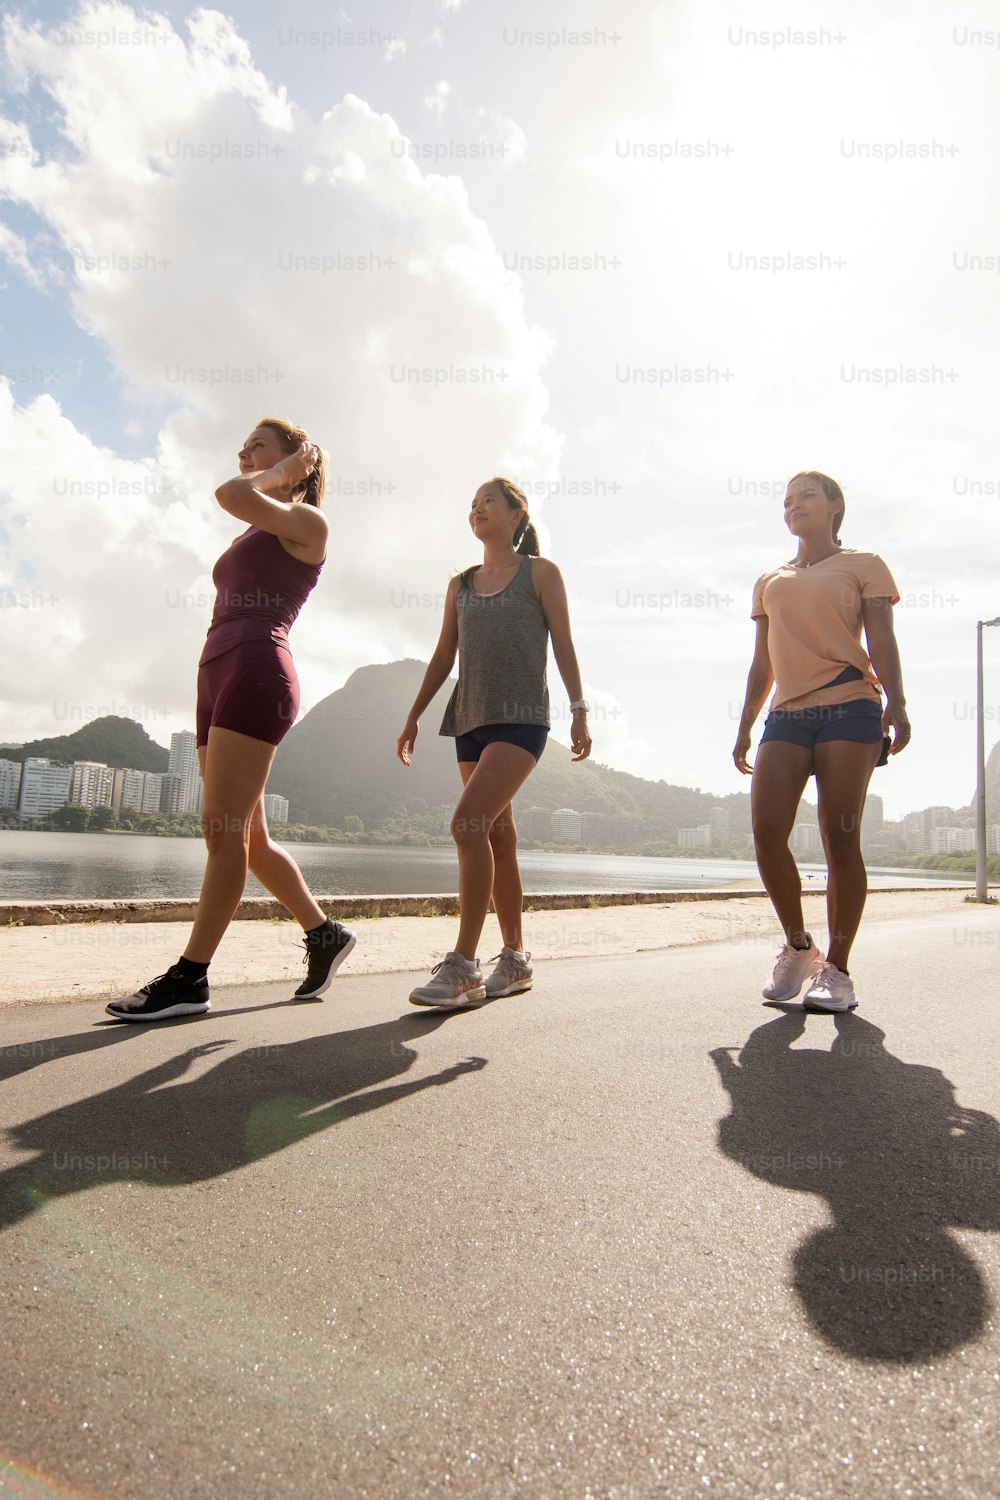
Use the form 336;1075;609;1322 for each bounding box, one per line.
0;997;351;1088
0;1012;177;1086
710;1011;1000;1362
0;1013;485;1236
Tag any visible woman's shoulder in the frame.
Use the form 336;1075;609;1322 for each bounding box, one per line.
754;560;790;587
835;546;892;562
836;548;896;577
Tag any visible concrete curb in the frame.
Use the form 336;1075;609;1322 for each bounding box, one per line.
0;887;975;926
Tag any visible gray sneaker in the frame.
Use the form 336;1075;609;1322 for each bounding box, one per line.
484;947;533;998
409;952;486;1009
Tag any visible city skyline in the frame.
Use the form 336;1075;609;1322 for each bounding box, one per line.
2;722;996;856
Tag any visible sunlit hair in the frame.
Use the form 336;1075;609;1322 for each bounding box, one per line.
256;416;326;508
489;476;540;556
790;470;845;545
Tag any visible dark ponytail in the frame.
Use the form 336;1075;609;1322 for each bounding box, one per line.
491;476;540;555
514;519;539;556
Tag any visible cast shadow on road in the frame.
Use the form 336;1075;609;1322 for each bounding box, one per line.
711;1010;1000;1363
0;997;349;1086
0;1011;485;1235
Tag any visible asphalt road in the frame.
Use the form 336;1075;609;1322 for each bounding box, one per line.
1;907;998;1500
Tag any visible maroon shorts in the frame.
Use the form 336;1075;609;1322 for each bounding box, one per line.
196;640;300;748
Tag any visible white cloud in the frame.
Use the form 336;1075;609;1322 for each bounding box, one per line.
476;107;527;166
0;218;45;289
0;2;561;746
423;79;450;118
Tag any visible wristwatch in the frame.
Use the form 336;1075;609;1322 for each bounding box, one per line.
569;699;590;713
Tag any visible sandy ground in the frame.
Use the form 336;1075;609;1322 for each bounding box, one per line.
0;887;980;1005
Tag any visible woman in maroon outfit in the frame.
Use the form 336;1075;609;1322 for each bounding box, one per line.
108;419;355;1021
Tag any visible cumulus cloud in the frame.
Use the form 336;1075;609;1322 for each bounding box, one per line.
423;79;450;118
475;107;527;166
0;1;564;744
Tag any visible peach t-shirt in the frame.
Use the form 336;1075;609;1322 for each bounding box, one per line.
751;549;899;712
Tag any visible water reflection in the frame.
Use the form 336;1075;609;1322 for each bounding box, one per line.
0;831;969;901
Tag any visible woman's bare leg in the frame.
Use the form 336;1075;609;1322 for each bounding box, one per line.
457;765;525;952
183;727;275;963
246;799;326;931
814;740;882;970
452;744;537;961
750;740;815;945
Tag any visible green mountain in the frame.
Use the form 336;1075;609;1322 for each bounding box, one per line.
269;660;750;843
4;716;169;773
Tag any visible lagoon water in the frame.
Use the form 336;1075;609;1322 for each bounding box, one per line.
0;831;969;902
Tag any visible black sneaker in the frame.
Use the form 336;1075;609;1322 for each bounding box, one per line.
106;965;210;1022
293;921;357;1000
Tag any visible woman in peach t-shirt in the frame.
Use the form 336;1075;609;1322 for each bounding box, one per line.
733;471;910;1013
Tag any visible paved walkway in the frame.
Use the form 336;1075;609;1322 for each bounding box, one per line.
0;900;997;1498
0;886;971;1006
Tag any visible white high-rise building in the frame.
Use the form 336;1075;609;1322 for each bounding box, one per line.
18;759;72;819
112;767;144;812
709;806;730;850
112;767;165;815
70;761;114;808
0;759;22;810
792;823;822;854
929;826;976;854
140;772;164;814
159;773;184;815
168;731;203;815
901;810;925;854
263;793;290;825
551;808;582;843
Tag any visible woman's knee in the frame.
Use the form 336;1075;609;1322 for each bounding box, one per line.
752;815;794;853
819;815;864;862
489;813;517;857
451;808;492;847
200;807;252;855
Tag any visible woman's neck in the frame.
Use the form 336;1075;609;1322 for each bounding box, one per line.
481;540;520;571
792;535;839;567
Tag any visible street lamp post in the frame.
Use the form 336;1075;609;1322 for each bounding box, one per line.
975;616;1000;901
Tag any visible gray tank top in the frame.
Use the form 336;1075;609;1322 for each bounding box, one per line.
439;557;551;736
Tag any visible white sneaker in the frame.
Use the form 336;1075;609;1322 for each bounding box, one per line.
484;947;533;998
803;962;858;1013
762;936;822;1002
409;952;486;1009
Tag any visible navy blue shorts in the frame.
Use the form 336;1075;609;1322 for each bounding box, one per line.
455;723;548;763
760;697;889;765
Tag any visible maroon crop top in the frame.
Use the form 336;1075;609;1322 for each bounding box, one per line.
198;526;323;666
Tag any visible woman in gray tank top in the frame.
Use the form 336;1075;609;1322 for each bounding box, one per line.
397;477;591;1008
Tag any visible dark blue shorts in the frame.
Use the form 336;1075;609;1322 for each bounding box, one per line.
455;723;548;763
760;697;889;764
